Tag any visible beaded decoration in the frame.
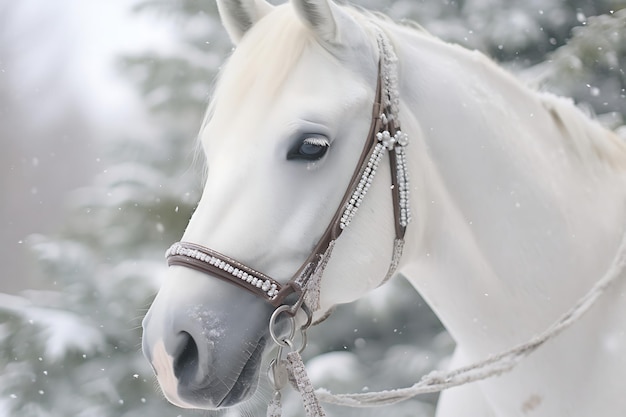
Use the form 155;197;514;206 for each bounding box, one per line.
166;242;280;300
339;31;411;232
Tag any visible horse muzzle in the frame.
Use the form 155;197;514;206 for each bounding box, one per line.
141;269;275;409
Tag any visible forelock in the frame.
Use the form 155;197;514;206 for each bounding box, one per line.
204;6;316;127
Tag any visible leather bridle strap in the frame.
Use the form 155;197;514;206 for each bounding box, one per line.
166;32;410;309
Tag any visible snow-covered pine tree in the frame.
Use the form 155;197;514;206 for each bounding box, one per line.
0;1;226;416
540;8;626;122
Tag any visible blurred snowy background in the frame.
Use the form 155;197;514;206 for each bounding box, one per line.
0;0;624;416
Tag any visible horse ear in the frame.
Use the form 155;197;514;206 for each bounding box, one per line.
291;0;355;45
217;0;274;44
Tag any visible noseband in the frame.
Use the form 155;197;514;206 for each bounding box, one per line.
166;32;410;312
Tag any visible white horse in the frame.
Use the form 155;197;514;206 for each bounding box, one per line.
141;1;626;416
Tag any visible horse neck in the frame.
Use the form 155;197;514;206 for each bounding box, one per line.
389;26;626;357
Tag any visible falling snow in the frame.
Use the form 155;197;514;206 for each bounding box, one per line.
0;1;624;417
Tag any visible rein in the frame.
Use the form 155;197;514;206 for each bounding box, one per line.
315;226;626;408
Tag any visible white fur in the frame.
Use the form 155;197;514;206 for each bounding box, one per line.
382;20;626;417
145;2;626;415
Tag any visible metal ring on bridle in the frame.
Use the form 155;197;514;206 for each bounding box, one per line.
269;304;310;353
269;305;297;348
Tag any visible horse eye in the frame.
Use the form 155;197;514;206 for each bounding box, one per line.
287;136;330;161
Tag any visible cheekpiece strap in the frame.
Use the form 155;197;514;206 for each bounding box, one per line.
376;30;412;239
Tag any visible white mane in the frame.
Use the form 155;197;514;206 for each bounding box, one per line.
539;92;626;170
205;6;314;126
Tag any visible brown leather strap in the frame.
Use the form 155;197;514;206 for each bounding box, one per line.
166;242;299;306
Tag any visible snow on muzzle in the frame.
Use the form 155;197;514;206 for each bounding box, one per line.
141;268;276;409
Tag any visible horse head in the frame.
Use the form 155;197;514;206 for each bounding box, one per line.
142;0;404;409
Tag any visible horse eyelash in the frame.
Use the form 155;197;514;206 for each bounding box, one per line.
303;137;330;147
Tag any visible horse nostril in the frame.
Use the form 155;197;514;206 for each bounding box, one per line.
173;332;200;384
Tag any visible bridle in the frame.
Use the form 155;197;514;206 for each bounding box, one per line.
160;28;626;416
165;32;409;316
